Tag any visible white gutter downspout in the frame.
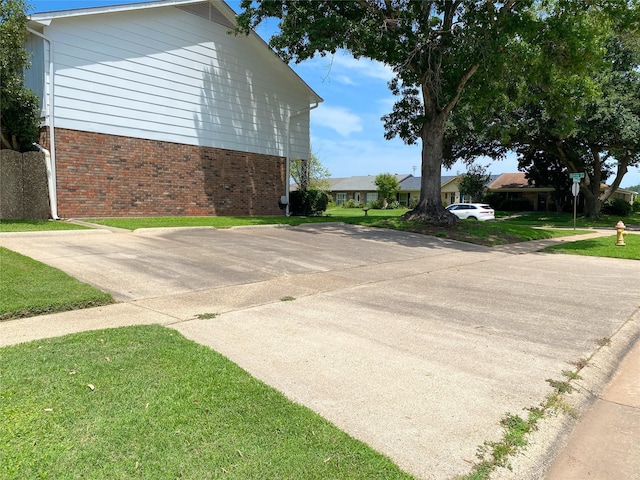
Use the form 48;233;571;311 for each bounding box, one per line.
33;143;59;219
27;27;59;220
285;102;320;216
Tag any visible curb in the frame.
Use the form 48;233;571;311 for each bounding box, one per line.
491;307;640;479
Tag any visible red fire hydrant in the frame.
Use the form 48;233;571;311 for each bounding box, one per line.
615;221;626;246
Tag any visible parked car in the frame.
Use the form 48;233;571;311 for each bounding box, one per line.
446;203;495;221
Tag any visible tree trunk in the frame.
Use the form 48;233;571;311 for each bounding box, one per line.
583;189;601;218
403;116;458;224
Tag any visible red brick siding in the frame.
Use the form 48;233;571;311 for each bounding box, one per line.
42;128;286;217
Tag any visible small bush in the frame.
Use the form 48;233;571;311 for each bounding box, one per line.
289;189;329;216
388;200;401;209
368;199;384;209
342;199;363;209
408;197;419;209
633;197;640;213
603;198;633;216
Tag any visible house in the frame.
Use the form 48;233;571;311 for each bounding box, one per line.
328;174;412;205
487;172;638;211
26;0;322;218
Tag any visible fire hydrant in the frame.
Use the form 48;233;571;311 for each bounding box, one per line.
615;221;626;246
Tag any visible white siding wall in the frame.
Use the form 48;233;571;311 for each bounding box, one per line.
40;5;314;159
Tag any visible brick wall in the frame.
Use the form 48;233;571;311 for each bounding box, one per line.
42;128;286;217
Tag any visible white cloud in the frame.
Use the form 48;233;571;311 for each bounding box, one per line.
331;54;395;82
313;105;363;137
334;74;357;86
299;51;395;84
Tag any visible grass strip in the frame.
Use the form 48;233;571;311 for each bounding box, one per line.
0;248;113;320
0;220;88;232
458;370;583;480
544;234;639;260
0;325;415;480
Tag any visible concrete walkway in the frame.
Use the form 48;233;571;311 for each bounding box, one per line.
1;224;638;479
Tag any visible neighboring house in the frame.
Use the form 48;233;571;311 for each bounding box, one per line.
398;175;468;206
328;174;412;206
486;173;554;211
487;173;638;211
26;0;322;218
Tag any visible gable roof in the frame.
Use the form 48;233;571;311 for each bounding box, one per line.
488;173;532;189
29;0;322;104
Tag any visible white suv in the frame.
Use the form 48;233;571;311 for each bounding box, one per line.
446;203;495;221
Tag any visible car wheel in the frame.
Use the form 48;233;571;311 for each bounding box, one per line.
468;216;478;220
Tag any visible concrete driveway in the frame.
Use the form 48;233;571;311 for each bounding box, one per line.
1;224;638;479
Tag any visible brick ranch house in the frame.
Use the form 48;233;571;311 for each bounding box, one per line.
26;0;321;218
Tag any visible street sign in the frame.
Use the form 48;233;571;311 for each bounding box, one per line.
569;172;585;182
571;183;580;197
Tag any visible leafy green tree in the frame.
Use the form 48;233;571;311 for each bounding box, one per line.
236;1;543;224
1;0;40;151
628;185;640;193
457;163;490;203
290;152;331;191
517;148;572;214
447;1;640;218
374;173;400;209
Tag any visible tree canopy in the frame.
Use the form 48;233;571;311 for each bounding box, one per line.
447;1;640;217
1;0;40;151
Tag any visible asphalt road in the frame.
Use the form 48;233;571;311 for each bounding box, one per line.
1;223;638;479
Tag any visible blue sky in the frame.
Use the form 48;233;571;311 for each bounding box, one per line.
29;0;640;188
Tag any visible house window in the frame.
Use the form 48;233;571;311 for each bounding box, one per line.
336;193;347;205
365;192;378;203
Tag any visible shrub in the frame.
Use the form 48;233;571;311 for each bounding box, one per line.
499;198;533;212
482;192;503;209
408;197;419;209
388;200;401;209
289;189;329;216
342;199;362;209
633;197;640;213
603;197;633;216
367;199;384;209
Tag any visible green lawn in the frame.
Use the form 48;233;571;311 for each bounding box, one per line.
544;233;640;260
0;248;113;320
0;220;88;232
0;325;415;480
497;211;640;228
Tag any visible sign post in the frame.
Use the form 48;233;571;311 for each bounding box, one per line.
569;173;585;230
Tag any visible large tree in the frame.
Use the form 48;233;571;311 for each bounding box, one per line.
447;1;640;217
1;0;40;151
237;0;539;224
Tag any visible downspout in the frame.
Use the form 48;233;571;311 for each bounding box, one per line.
27;27;58;220
33;143;59;219
285;102;319;216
